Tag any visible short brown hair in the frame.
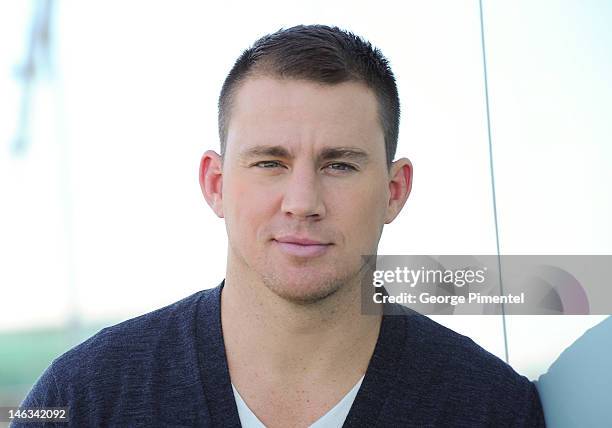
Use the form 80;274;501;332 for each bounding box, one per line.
218;24;400;168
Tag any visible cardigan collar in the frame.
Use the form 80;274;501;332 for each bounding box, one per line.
196;279;408;427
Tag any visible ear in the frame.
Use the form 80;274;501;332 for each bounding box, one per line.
384;157;413;224
199;150;224;218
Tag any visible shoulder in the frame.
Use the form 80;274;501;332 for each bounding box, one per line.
20;287;219;418
54;288;211;376
386;304;544;425
391;304;522;382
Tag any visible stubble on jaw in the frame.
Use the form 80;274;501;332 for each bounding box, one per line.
258;257;372;307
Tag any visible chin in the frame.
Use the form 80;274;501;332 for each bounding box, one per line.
260;272;345;305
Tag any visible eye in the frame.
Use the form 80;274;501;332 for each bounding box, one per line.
325;162;357;172
253;160;284;169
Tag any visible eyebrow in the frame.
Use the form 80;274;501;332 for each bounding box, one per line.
238;145;370;164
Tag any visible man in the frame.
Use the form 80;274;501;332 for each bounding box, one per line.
18;25;545;427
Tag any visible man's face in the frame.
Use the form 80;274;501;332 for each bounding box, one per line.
220;76;395;304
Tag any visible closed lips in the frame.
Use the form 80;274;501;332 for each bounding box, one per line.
274;237;331;245
273;237;333;257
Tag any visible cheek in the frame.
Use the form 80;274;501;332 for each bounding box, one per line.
224;178;277;238
327;180;388;239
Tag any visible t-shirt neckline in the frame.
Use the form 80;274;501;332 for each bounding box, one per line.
195;279;408;427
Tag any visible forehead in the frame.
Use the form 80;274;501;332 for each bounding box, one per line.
225;76;385;159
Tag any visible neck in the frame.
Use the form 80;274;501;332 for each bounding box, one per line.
221;262;382;384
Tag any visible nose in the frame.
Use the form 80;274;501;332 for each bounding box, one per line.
280;164;326;220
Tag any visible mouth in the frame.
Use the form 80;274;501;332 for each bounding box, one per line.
273;237;333;258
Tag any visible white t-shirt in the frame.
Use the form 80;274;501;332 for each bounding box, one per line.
231;375;365;428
